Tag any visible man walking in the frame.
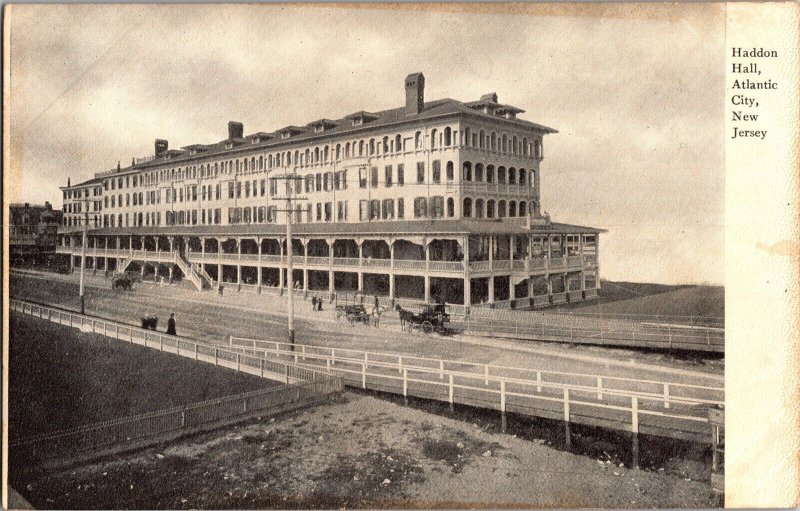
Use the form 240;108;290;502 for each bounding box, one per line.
167;313;177;335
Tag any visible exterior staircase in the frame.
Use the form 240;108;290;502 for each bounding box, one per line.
175;252;211;290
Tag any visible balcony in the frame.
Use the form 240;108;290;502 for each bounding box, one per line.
55;245;597;276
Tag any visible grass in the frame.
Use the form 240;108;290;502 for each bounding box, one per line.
552;280;724;319
7;312;273;442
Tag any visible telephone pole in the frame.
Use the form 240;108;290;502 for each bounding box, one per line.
274;167;307;348
78;196;91;314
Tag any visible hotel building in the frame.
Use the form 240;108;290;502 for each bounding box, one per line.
57;73;602;311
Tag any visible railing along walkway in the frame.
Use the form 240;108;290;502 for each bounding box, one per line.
229;337;723;443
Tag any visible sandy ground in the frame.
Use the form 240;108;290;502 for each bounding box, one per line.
19;393;714;509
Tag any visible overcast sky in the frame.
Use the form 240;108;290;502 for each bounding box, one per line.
6;4;725;285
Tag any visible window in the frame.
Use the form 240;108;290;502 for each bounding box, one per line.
369;199;380;220
430;196;444;218
228;182;235;199
447;198;455;217
324;172;331;191
236;182;242;198
463;198;472;218
337;201;347;221
397;164;404;186
413;197;427;218
245;181;251;198
316;203;322;222
359;200;368;221
359;168;367;189
261;179;266;196
416;162;425;184
382;199;394;219
324;202;332;222
446;161;454;181
397;198;404;219
432;161;441;183
385;166;392;187
316;173;322;192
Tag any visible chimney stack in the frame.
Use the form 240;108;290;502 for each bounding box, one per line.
155;139;168;157
228;121;244;139
405;73;425;116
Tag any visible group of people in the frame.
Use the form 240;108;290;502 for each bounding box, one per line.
310;296;324;311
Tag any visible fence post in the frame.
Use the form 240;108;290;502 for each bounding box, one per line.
237;353;240;372
326;358;331;372
484;365;489;386
243;397;248;413
115;324;119;339
500;380;507;432
285;364;290;384
403;369;408;401
260;358;264;378
631;396;639;433
563;388;570;421
301;345;306;361
707;327;711;345
181;410;186;428
159;335;163;351
194;343;198;360
215;348;218;366
362;363;366;389
331;348;336;365
448;374;454;412
663;384;670;409
597;377;603;400
536;371;542;392
439;360;444;381
229;335;232;347
398;356;403;374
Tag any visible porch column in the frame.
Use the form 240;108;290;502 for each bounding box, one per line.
154;262;159;282
424;238;430;301
488;276;495;303
488;235;494;270
581;271;586;291
463;235;471;311
329;269;335;301
509;277;516;301
389;274;395;301
217;237;223;289
168;265;174;283
201;238;206;274
255;237;262;293
357;240;364;292
279;240;285;291
327;238;334;301
237;238;242;290
546;275;553;296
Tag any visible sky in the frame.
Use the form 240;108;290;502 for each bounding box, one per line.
6;3;725;285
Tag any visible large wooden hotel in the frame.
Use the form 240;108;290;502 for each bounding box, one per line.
57;73;602;311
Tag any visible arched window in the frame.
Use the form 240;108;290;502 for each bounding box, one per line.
251;157;255;170
447;198;455;217
513;136;518;154
446;161;454;181
519;168;525;185
315;146;320;162
535;140;542;159
259;156;263;170
523;137;529;156
476;199;485;219
475;163;484;182
487;200;496;219
508;167;516;184
369;139;375;155
294;150;300;165
519;201;527;217
359;140;364;156
464;127;471;147
502;134;508;152
431;129;438;149
444;127;452;146
382;136;389;153
324;146;329;162
486;165;494;183
498;166;506;184
415;131;422;150
345;142;351;158
463;162;472;181
395;134;402;152
491;132;497;151
336;144;341;160
498;200;506;218
509;201;517;217
463;198;473;218
243;159;248;171
479;130;485;149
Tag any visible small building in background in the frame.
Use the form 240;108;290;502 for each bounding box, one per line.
9;202;64;267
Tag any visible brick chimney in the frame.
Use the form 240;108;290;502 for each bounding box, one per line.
405;73;425;116
155;139;168;157
228;121;244;139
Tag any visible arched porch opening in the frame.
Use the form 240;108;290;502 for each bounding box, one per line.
430;277;464;305
333;271;358;293
362;239;390;259
241;266;258;285
308;270;330;291
240;238;259;255
394;275;424;300
363;273;389;296
307;239;329;257
261;239;280;255
333;239;358;258
261;267;280;287
428;239;463;262
393;239;424;261
470;277;489;305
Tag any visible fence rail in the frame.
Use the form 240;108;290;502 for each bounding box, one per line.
228;336;723;442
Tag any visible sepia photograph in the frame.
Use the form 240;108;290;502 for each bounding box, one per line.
3;2;797;509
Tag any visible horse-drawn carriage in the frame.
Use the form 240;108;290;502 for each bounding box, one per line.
336;302;385;326
111;273;136;291
395;302;450;334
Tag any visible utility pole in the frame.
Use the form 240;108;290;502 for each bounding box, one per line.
78;195;91;314
274;167;307;349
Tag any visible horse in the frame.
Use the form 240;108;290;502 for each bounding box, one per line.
395;304;416;331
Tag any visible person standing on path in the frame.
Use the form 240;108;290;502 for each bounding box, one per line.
167;313;177;335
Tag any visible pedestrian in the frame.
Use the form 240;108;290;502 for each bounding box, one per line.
373;295;379;316
311;296;318;311
167;313;177;335
317;298;323;311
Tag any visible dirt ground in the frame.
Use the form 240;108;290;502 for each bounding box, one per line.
19;393;715;509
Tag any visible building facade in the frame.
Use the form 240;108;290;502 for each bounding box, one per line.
57;73;602;310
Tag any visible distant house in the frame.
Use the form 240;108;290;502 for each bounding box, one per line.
9;201;63;265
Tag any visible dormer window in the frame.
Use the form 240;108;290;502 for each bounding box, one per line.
281;132;291;139
225;142;234;149
252;137;259;144
352;118;363;126
314;125;324;133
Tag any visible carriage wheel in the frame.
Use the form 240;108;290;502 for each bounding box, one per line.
422;321;433;333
